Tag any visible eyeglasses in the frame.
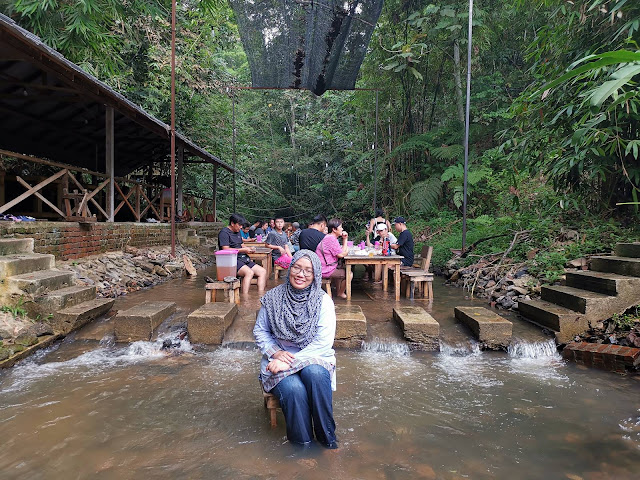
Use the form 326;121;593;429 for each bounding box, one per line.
290;265;314;278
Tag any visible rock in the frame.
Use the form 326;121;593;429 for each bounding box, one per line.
26;322;54;337
164;263;181;273
15;332;38;347
485;280;496;288
124;245;139;255
449;271;460;282
508;285;528;295
153;266;169;277
501;297;515;309
0;347;10;361
567;258;587;268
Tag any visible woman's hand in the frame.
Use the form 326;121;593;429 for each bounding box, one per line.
272;350;295;364
267;359;291;374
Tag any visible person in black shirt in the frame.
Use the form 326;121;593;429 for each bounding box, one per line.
299;214;327;252
218;213;267;293
390;216;414;267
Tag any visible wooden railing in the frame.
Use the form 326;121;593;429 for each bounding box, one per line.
0;150;216;223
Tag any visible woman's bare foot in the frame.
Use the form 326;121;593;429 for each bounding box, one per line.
339;293;347;299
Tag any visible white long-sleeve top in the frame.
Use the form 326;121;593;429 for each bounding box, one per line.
253;294;337;392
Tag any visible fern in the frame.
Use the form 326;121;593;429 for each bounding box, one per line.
430;144;464;161
389;133;435;157
409;176;443;214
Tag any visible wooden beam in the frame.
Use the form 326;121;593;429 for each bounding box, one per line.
177;144;184;215
66;171;109;219
105;106;114;221
212;165;217;222
15;176;65;217
0;168;67;214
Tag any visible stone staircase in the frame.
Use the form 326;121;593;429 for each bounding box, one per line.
0;238;114;335
519;242;640;343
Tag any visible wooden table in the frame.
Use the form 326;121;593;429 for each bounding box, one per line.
248;247;272;278
345;254;403;301
244;241;267;248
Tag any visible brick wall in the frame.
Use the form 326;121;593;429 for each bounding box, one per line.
562;342;640;373
0;221;224;260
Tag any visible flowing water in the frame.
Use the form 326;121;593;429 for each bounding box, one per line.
1;274;639;479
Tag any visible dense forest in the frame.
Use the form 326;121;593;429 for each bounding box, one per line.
2;0;639;279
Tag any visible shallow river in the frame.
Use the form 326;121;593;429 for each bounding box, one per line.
1;275;639;479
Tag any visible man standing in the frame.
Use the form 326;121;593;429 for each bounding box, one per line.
390;217;414;267
218;213;267;293
299;214;327;252
290;221;301;253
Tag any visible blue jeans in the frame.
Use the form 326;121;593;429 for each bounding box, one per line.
272;364;337;447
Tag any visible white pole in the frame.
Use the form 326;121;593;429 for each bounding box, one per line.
462;0;473;252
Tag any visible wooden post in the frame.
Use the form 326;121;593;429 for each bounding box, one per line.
105;106;115;222
177;145;184;215
0;170;5;206
212;165;217;222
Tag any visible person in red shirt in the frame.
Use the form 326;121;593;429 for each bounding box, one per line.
316;218;349;298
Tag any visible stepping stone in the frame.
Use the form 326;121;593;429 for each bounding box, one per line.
454;306;512;350
615;242;640;258
517;299;587;344
35;285;97;311
114;301;177;342
55;298;115;335
590;255;640;277
187;303;237;344
334;305;366;349
393;306;439;350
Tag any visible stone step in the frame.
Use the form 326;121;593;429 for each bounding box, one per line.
114;301;177;342
8;269;74;295
393;306;439;350
541;285;613;314
334;305;367;349
35;285;97;311
565;270;640;296
54;298;115;335
590;255;640;277
0;238;34;256
187;303;238;344
454;306;512;350
614;242;640;258
0;253;55;278
517;299;588;343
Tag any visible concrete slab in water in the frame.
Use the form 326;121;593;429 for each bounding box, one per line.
187;303;237;344
454;306;512;350
115;301;176;342
335;305;366;349
393;306;439;350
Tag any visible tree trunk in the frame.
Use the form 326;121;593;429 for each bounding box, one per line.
453;39;465;124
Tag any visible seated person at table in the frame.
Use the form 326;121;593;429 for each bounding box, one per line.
316;218;349;299
266;217;292;265
368;208;391;234
254;220;268;239
218;213;267;293
365;223;398;281
390;216;414;267
299;214;327;252
249;220;262;238
241;222;255;241
253;250;338;449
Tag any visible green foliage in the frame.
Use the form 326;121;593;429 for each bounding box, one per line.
611;307;640;330
1;298;27;319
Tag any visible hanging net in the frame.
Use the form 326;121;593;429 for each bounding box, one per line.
229;0;384;96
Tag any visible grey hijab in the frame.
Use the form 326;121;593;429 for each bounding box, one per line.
260;249;325;349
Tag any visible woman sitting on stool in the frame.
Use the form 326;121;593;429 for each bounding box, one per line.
253;249;338;449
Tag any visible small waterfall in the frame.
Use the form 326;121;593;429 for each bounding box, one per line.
362;338;410;356
508;340;559;359
439;340;481;356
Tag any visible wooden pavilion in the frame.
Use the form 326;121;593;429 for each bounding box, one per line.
0;13;234;223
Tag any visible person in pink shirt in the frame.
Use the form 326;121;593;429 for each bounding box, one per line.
316;218;349;298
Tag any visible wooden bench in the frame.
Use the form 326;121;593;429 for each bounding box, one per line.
401;245;434;300
263;388;281;427
205;277;240;304
274;264;287;280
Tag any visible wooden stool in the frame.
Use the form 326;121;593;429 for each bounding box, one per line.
274;265;286;280
263;388;281;427
322;278;332;298
205;277;240;304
